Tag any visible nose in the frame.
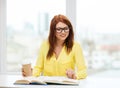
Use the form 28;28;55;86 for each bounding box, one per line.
61;29;65;33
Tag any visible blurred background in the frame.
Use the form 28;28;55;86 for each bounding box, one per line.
1;0;120;77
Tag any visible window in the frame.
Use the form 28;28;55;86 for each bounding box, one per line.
6;0;66;72
77;0;120;71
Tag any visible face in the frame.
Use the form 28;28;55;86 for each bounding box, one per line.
55;22;69;42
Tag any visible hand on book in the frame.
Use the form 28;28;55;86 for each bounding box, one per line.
66;69;77;79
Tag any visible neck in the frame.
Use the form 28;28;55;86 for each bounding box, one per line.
56;40;64;47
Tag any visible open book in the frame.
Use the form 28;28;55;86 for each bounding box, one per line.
14;76;79;85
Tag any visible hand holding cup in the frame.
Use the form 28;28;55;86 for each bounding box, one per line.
22;63;32;77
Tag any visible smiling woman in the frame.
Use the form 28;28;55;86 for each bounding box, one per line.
21;14;87;79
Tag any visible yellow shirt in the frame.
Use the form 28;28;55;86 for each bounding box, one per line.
33;40;87;79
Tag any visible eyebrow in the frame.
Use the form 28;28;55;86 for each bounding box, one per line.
56;26;68;28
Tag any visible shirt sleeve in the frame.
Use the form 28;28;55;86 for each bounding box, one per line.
74;42;87;79
32;43;44;77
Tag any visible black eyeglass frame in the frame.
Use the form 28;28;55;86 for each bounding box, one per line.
55;27;69;33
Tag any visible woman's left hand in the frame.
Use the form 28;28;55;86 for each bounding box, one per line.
66;69;77;79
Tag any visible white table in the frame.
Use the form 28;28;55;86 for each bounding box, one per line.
0;73;120;88
0;75;83;88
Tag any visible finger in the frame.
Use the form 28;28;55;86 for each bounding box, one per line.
21;68;27;77
66;69;69;76
22;72;25;77
67;70;73;79
21;68;25;72
70;71;74;78
21;68;25;76
22;72;28;77
72;73;77;79
66;70;70;78
67;69;76;79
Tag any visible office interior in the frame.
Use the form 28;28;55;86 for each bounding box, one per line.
0;0;120;88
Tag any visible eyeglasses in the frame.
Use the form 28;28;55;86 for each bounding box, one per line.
56;27;69;33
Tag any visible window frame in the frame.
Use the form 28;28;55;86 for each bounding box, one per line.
0;0;76;74
0;0;7;74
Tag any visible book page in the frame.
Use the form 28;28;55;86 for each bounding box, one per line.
14;79;30;84
14;76;46;85
39;76;79;85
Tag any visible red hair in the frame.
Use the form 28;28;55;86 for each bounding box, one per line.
47;14;74;59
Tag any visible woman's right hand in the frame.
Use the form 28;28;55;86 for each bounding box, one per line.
21;68;33;77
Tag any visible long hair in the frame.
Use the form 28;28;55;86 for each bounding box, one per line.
47;14;74;59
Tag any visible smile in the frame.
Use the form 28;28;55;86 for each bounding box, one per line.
60;35;66;37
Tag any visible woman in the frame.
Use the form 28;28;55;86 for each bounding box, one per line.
22;14;87;80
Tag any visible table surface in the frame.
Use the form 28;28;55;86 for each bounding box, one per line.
0;71;120;88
